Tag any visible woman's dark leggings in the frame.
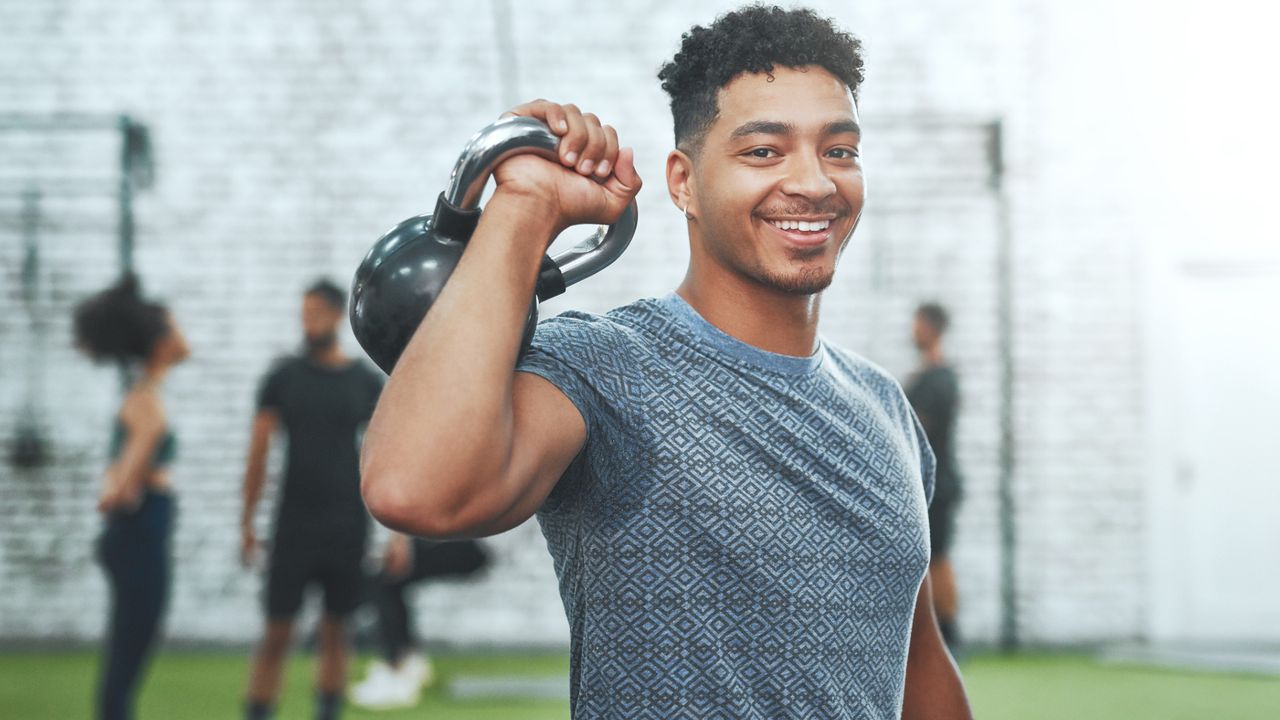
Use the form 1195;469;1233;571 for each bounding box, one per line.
372;539;488;664
96;491;174;720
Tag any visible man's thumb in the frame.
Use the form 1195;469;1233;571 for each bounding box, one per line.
610;147;642;194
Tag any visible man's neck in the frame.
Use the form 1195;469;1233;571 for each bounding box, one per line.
921;345;945;368
308;346;349;367
676;267;822;358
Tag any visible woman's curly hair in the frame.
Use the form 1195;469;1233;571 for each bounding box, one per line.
657;4;865;154
73;273;170;364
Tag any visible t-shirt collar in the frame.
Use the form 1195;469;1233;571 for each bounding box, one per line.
659;292;824;376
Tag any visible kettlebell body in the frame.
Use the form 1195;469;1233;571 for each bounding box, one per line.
349;206;539;374
350;117;637;374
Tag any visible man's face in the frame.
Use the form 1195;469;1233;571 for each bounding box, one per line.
302;293;342;350
912;313;939;352
689;66;864;295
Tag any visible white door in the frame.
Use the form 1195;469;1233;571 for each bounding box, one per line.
1161;267;1280;641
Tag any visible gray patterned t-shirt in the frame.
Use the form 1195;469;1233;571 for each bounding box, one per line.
517;293;935;719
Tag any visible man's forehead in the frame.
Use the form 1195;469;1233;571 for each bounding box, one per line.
713;66;858;132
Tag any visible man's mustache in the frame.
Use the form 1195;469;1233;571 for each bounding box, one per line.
754;200;852;218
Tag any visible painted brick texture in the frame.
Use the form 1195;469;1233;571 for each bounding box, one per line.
0;0;1145;647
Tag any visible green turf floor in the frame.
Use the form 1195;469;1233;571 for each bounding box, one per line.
964;653;1279;720
1;650;1276;719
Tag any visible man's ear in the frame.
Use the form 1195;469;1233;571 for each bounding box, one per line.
666;149;696;218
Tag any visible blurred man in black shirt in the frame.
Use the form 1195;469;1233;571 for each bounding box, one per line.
905;302;964;650
240;280;384;720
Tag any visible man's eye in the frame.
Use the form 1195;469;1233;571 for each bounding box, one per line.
828;148;859;159
747;148;776;158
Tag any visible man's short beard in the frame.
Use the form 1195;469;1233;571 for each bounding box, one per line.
748;246;837;295
305;331;337;354
755;265;835;295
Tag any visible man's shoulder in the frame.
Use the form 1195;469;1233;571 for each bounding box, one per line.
933;363;960;386
264;354;303;379
823;342;904;394
915;364;959;394
531;297;667;352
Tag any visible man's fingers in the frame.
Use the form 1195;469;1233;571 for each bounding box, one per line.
596;126;620;178
500;101;624;176
501;99;570;134
497;100;637;225
559;104;589;168
577;113;607;176
544;104;569;134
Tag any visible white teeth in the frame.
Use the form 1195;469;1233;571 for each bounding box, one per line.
770;219;830;232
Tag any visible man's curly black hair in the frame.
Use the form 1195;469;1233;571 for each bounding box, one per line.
73;273;170;365
658;4;865;156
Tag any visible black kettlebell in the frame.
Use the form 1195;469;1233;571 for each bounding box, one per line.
349;116;638;374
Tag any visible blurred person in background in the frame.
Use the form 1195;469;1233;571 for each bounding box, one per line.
905;302;965;650
350;534;489;710
239;279;384;720
74;273;190;720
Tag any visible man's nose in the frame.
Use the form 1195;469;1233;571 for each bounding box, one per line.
779;153;837;200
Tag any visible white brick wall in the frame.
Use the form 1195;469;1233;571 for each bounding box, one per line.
0;0;1150;647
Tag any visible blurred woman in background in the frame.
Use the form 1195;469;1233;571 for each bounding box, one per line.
74;273;189;720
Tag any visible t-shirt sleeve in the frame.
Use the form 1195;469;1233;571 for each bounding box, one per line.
256;362;287;412
515;311;621;441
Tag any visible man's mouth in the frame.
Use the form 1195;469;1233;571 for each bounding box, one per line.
763;216;836;247
768;219;831;232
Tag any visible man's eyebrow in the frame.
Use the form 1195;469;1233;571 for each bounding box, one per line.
730;120;793;139
729;119;862;140
824;119;861;136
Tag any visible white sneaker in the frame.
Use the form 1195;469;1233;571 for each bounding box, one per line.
351;660;420;710
355;659;394;690
397;653;435;689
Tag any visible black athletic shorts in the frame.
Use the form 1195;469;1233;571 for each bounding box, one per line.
265;525;367;619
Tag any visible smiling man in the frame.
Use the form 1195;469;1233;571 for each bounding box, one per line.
360;5;971;718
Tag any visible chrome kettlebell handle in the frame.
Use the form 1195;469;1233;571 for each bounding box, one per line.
444;115;637;288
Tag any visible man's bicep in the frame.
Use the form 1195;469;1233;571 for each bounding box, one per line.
903;573;973;718
514;370;587;466
910;575;937;643
249;409;279;453
476;371;587;535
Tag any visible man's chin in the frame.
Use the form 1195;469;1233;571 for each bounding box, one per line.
758;266;835;295
305;334;338;354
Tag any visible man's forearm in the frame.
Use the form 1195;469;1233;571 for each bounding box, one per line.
241;467;265;526
360;190;557;529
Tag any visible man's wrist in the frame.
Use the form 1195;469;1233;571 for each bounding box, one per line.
486;187;565;243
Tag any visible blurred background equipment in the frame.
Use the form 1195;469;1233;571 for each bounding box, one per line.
11;185;49;468
2;113;154;470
